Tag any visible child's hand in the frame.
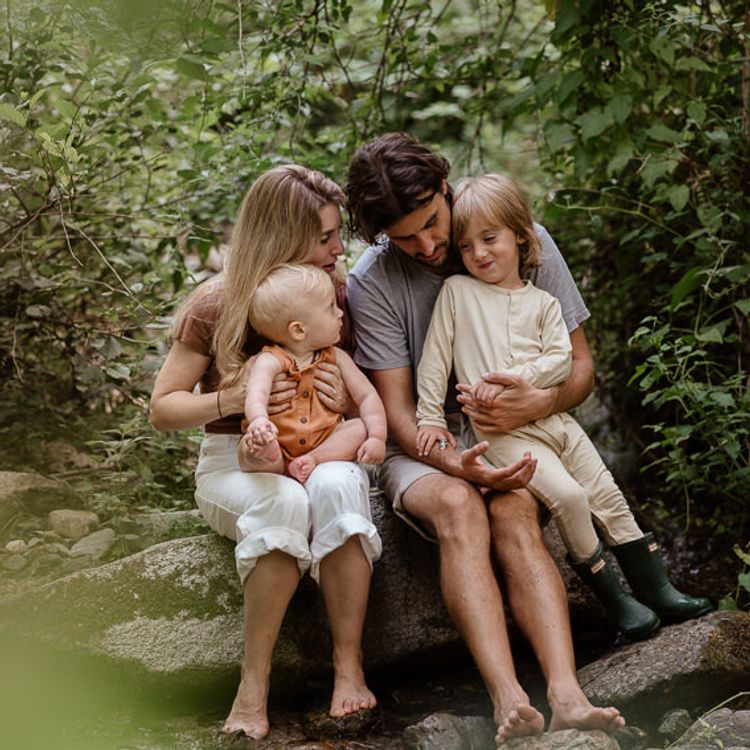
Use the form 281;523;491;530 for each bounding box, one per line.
357;437;386;465
471;380;505;406
416;425;455;457
246;416;278;447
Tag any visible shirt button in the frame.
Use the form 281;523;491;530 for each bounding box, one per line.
300;416;308;423
299;438;306;445
302;390;310;398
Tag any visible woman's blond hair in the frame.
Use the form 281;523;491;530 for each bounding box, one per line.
452;173;542;278
214;165;344;386
249;264;333;343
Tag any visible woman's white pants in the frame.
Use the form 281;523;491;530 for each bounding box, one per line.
194;434;382;584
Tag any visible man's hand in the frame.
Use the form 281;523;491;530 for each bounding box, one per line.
453;442;537;491
456;372;557;433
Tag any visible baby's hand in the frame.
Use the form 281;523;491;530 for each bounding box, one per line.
471;381;505;406
416;425;455;457
246;416;278;447
357;437;386;465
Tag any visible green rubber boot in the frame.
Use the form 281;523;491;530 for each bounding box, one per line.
569;543;660;640
611;533;713;624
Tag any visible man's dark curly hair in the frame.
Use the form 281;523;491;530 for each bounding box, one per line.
345;132;451;244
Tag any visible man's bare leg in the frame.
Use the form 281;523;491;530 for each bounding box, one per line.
223;550;300;738
319;536;377;717
289;419;367;483
402;474;544;742
488;490;624;734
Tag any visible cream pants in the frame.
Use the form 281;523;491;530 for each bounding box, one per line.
194;434;382;583
478;412;642;561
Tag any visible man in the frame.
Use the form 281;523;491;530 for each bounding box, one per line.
345;133;625;743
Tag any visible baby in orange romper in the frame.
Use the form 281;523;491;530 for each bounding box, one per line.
239;264;387;483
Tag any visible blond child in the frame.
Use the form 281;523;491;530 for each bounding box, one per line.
416;173;711;640
240;263;386;484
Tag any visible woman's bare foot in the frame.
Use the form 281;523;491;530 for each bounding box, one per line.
548;683;625;734
330;667;377;717
495;703;545;745
289;453;318;484
222;670;270;739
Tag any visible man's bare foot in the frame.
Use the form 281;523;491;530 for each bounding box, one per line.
289;453;318;484
495;703;545;745
548;686;625;734
221;671;270;739
330;669;377;718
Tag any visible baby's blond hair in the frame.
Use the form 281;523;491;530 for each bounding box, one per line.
452;173;542;278
249;264;334;343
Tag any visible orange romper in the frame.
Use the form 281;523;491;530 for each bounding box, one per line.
261;344;343;461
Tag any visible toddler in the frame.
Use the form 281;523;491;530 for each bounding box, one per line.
416;173;711;639
240;263;386;483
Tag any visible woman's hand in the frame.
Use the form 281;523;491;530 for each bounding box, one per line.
314;360;355;415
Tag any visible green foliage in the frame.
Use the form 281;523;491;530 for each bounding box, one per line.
1;0;747;541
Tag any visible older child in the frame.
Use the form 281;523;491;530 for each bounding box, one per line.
416;173;711;640
241;263;386;484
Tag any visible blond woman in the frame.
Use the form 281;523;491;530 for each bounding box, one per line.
150;166;381;739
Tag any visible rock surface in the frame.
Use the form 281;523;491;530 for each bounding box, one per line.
48;509;100;539
0;491;606;690
579;610;750;723
69;527;117;558
402;712;496;750
0;470;81;526
669;707;750;748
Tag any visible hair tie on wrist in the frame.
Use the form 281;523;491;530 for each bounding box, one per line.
216;390;223;419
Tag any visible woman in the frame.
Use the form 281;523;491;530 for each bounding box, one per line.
150;165;382;739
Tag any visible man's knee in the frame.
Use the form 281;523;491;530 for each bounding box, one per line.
431;482;488;542
488;489;544;547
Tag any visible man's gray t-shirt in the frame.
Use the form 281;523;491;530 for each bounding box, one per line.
347;223;590;401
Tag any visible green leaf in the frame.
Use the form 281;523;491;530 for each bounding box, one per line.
607;93;632;124
667;184;690;211
735;544;750;566
641;157;678;188
686;101;707;124
606;140;634;177
695;325;723;344
0;103;27;127
646;124;683;143
545;122;575;152
175;57;209;82
670;267;703;310
556;70;584;105
57;99;78;121
576;109;611;142
735;299;750;316
675;57;712;72
739;572;750;594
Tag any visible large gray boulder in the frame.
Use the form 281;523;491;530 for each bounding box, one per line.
579;611;750;723
0;470;81;527
0;490;607;691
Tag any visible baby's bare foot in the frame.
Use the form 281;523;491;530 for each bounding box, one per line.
222;672;270;739
288;453;318;483
495;703;544;745
249;438;282;464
